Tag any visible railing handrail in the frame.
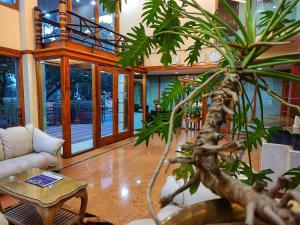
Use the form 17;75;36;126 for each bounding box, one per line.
66;10;126;39
37;7;127;53
40;9;59;17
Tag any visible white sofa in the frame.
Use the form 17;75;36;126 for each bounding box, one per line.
127;176;219;225
0;213;8;225
0;125;64;180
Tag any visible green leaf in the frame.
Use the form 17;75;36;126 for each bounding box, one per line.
239;162;274;185
118;24;154;69
189;179;201;195
161;78;187;111
185;40;202;66
245;118;282;151
173;163;195;182
284;167;300;190
142;0;164;26
135;112;182;146
219;0;248;44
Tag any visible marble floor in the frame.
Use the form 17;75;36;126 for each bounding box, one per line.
0;130;261;225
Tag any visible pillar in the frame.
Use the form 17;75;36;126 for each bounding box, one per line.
19;0;39;127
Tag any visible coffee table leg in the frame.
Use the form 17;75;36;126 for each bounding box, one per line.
79;188;88;223
38;206;58;225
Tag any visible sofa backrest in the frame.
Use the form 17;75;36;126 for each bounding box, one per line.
0;139;4;161
0;125;34;159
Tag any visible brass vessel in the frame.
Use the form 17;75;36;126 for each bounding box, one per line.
162;199;246;225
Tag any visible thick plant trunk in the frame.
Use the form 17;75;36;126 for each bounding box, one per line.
161;73;300;225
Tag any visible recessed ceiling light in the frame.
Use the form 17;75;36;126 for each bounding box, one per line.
76;0;80;2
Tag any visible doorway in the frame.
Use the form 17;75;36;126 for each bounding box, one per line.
98;67;133;146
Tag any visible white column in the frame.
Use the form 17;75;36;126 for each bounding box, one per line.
19;0;39;126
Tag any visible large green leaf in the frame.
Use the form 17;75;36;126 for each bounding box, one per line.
161;78;187;111
118;24;154;69
284;167;300;190
239;162;274;185
142;0;164;26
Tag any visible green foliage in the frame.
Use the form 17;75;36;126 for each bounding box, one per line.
99;0;126;13
246;119;282;151
161;78;187;111
119;24;153;69
284;167;300;190
115;0;300;192
239;162;274;185
135;112;182;146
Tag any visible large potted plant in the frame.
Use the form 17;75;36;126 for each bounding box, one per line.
101;0;300;224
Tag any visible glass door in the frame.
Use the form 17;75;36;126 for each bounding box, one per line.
99;67;132;146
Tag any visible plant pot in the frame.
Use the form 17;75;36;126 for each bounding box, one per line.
162;199;257;225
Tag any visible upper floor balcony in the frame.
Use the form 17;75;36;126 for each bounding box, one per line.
33;0;126;56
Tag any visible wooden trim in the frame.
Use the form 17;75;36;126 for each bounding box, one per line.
18;57;25;126
22;50;34;55
0;0;19;10
36;62;44;129
0;47;21;57
61;56;71;158
142;74;147;127
158;76;161;103
0;47;25;127
92;64;98;148
145;64;218;72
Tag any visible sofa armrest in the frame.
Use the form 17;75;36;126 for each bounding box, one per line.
0;213;8;225
33;128;64;156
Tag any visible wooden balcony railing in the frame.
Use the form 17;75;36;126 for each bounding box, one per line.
33;0;127;54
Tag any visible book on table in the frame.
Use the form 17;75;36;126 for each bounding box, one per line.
25;172;63;188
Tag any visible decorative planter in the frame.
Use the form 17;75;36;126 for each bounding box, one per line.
162;199;251;225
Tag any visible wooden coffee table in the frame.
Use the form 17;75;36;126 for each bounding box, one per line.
0;168;88;225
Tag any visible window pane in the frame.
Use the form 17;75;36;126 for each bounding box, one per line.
118;74;129;133
134;74;144;130
101;71;114;137
37;0;60;43
40;59;62;140
0;0;17;6
71;0;96;47
146;76;159;112
70;59;94;154
99;3;116;53
0;56;21;129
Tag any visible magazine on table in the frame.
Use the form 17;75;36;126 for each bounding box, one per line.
25;172;63;188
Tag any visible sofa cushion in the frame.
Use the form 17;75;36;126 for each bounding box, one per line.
0;152;58;180
0;127;33;159
0;139;4;161
33;128;64;156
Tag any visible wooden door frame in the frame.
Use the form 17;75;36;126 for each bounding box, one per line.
98;66;133;146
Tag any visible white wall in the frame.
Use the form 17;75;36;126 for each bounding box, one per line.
119;0;219;67
0;5;21;50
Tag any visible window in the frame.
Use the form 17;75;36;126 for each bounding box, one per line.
39;59;63;139
37;0;60;43
0;56;22;129
0;0;17;5
99;3;116;52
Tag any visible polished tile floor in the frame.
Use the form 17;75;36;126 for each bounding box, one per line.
0;130;260;225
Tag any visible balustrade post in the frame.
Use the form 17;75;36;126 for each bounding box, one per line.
59;0;68;45
34;7;42;49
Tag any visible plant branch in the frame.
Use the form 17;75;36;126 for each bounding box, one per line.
147;68;226;225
